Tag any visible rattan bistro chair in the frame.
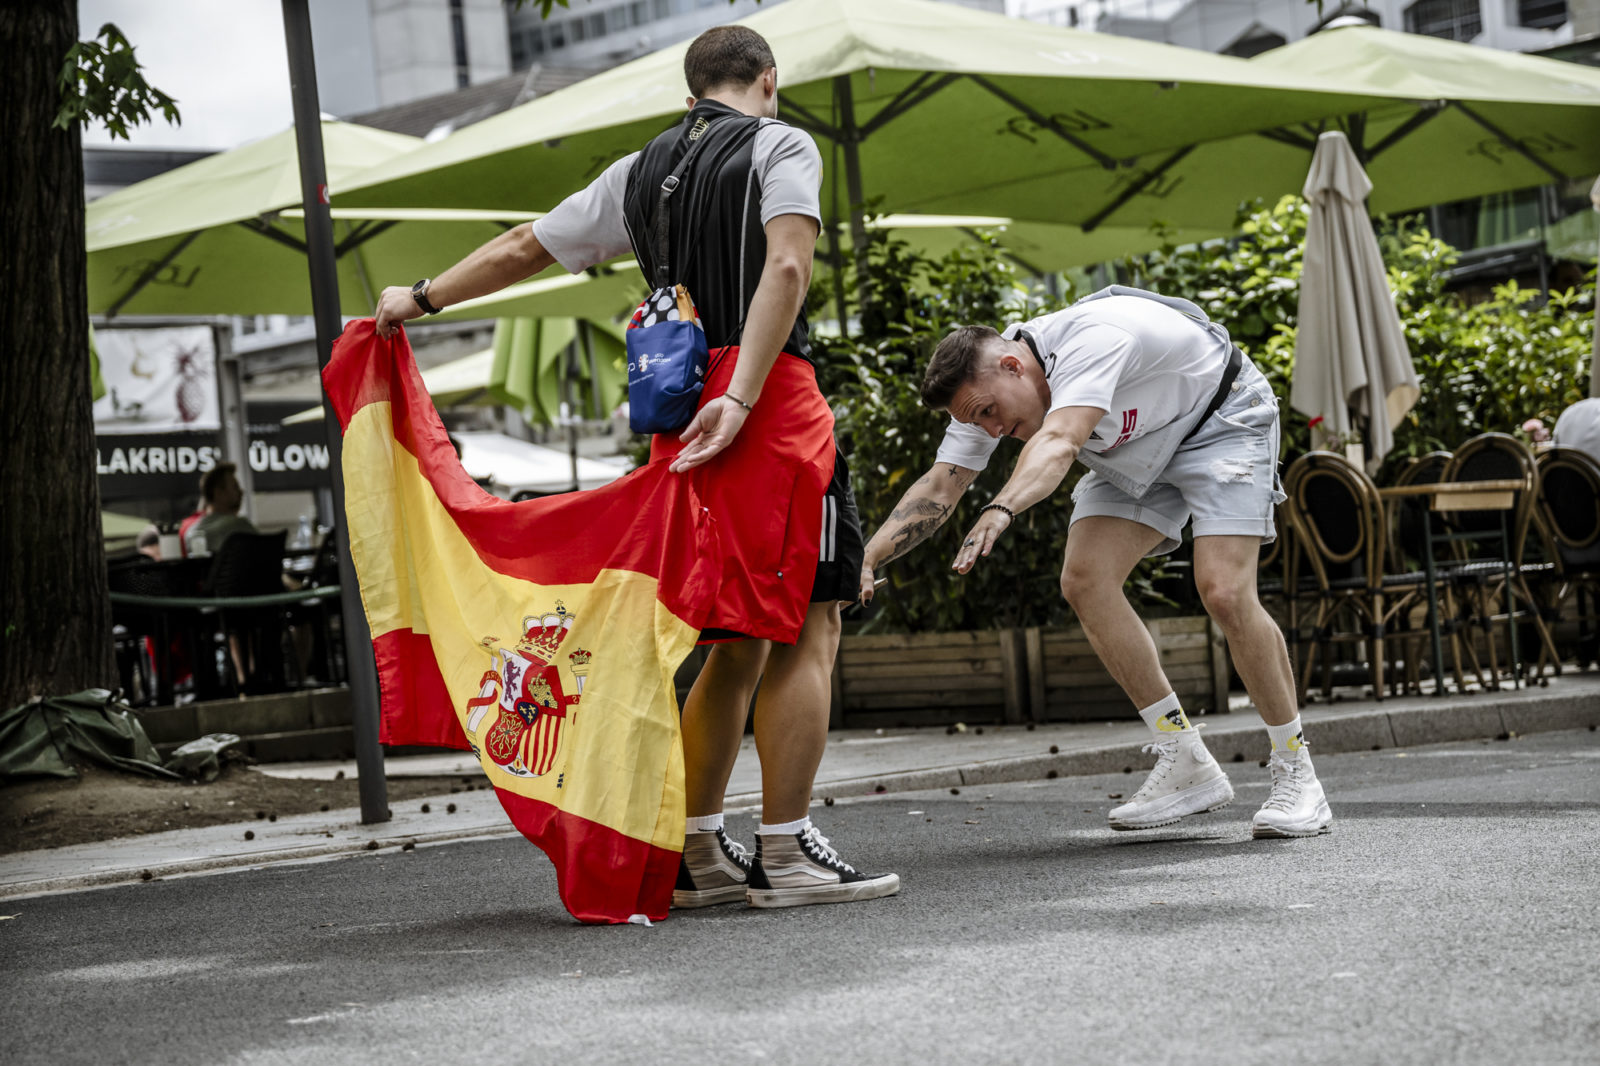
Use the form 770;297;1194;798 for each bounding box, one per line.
1532;448;1600;672
1439;433;1561;686
1283;451;1430;702
1383;450;1487;692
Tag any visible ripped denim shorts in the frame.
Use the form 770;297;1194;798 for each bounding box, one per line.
1069;361;1287;557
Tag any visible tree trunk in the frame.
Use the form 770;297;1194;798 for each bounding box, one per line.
0;2;117;709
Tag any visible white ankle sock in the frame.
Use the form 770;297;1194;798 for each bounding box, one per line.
1266;717;1307;755
1138;692;1194;739
757;816;811;836
686;813;724;833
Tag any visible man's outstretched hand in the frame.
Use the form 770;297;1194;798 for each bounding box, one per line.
951;508;1012;574
669;396;750;473
374;286;423;338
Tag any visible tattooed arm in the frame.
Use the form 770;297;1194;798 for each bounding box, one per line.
858;463;980;603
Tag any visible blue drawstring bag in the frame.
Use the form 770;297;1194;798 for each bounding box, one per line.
625;284;711;435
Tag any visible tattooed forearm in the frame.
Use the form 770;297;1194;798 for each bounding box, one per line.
885;514;948;564
887;496;951;523
864;463;978;569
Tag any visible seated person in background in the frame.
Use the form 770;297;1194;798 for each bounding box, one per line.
1553;397;1600;464
183;462;258;556
136;524;162;561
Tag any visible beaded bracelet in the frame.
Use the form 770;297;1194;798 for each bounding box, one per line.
979;502;1015;522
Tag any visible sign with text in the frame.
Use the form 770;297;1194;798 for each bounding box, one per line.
97;400;332;501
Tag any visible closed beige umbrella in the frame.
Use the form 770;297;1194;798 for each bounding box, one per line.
1291;131;1420;468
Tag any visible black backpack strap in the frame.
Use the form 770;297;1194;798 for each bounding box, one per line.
649;117;764;289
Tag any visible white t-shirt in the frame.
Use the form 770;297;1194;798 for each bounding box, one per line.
935;295;1231;472
1553;397;1600;464
532;120;823;274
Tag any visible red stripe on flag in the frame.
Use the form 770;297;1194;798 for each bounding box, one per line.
492;788;678;923
374;629;468;750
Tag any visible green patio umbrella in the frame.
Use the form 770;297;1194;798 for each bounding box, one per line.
1072;26;1600;235
489;316;628;424
283;316;628;424
338;0;1394;246
86;120;538;317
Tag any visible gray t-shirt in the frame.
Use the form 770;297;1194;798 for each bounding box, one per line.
532;120;823;274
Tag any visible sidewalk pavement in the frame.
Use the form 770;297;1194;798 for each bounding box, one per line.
4;672;1596;900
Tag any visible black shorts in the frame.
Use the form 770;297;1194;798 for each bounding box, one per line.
812;446;864;603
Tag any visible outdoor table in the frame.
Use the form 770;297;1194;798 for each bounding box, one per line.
108;586;342;704
1376;479;1525;696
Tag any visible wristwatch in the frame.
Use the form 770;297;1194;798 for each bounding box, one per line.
410;278;441;315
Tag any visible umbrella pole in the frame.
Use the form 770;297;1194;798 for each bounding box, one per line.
282;0;389;826
833;76;870;312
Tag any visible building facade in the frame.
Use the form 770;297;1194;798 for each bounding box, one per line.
1015;0;1581;56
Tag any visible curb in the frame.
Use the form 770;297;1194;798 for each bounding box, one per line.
795;689;1600;802
6;686;1596;899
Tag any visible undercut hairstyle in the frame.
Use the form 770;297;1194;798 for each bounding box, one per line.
199;461;238;504
920;325;1004;410
684;25;776;98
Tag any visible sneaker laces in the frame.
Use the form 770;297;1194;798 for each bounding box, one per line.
716;829;751;869
1133;737;1182;798
800;825;858;875
1261;751;1308;813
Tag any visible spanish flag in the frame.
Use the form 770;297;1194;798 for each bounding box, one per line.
323;320;723;924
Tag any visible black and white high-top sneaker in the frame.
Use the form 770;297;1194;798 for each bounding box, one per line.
672;827;752;908
746;825;900;909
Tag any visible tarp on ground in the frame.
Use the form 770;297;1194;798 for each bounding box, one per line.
0;690;177;782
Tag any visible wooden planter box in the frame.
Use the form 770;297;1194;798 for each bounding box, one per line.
834;615;1229;728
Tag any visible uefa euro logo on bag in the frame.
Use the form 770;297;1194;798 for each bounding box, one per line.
625;283;708;435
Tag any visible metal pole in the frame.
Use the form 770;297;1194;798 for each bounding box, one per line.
212;322;256;516
833;76;870;311
282;0;388;825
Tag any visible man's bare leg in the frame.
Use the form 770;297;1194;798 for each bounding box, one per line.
681;638;770;818
752;601;840;823
1065;517;1234;830
1192;534;1297;727
1194;533;1332;837
1059;517;1173;708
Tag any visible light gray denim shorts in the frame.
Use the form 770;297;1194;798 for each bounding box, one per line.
1069;362;1287;557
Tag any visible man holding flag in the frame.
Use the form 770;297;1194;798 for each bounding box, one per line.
363;25;898;917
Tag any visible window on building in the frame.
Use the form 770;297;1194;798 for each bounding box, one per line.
548;21;566;48
653;0;672;19
528;27;545;57
1403;0;1482;42
588;12;607;37
570;17;586;42
631;1;650;25
608;6;629;33
1517;0;1568;29
449;0;470;88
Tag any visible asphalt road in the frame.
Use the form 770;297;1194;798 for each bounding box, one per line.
3;730;1596;1066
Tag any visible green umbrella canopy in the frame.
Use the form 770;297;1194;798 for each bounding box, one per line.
284;317;628;425
490;316;628;424
1077;26;1600;234
86;120;535;317
339;0;1395;225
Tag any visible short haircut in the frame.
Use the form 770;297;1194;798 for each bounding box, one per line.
921;325;1004;410
136;524;161;550
684;25;776;98
199;461;238;503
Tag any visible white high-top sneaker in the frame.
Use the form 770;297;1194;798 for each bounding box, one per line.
1108;733;1234;830
1252;749;1333;838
